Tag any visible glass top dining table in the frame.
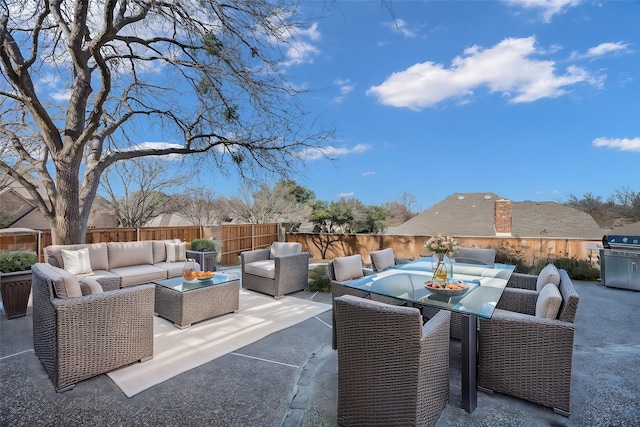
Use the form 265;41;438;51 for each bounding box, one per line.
340;256;515;413
344;258;515;318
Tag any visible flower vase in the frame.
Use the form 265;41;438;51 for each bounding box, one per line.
432;253;451;284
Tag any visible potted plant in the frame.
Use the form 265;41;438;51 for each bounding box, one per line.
0;250;38;319
186;239;218;272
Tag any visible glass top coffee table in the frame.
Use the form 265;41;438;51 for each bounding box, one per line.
153;273;240;329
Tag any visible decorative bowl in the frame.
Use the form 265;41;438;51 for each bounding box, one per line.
424;281;469;297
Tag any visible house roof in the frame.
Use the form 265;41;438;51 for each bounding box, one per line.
608;221;640;236
387;192;604;239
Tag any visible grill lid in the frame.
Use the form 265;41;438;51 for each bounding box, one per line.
603;235;640;249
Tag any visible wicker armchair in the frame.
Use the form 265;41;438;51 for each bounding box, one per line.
334;295;451;427
478;268;579;416
240;242;309;298
31;263;155;392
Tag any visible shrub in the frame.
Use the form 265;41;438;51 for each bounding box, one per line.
535;257;600;281
190;239;217;252
308;265;331;292
0;251;38;273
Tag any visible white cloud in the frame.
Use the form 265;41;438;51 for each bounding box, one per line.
337;192;355;198
361;171;375;176
298;143;371;160
593;137;640;152
282;22;322;67
333;78;356;103
571;42;632;60
383;18;418;38
502;0;582;22
367;36;597;110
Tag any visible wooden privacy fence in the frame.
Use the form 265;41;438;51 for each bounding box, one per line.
219;223;280;266
286;233;603;268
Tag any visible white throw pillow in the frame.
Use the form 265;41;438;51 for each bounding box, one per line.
61;248;93;275
165;242;186;262
536;263;561;292
535;283;562;319
333;255;364;282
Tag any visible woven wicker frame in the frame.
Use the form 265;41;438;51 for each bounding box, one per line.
154;279;240;328
240;248;309;298
31;263;155;391
334;295;451;427
478;269;579;416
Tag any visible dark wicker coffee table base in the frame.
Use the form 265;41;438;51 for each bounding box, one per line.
154;280;240;328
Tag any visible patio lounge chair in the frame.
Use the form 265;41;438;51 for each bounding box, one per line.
478;267;579;416
240;242;309;298
334;295;451;427
31;263;155;392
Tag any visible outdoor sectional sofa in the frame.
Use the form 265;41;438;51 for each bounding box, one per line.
32;239;199;391
43;239;198;291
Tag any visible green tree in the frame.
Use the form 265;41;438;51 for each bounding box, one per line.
0;1;332;244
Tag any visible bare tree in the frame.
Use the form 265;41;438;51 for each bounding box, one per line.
229;180;311;224
100;158;187;227
178;188;231;226
385;191;418;226
0;1;332;244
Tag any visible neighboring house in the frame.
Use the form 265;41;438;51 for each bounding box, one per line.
0;180;117;230
607;221;640;236
144;213;197;227
387;192;604;239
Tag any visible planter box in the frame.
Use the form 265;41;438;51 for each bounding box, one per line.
0;270;32;319
186;250;218;273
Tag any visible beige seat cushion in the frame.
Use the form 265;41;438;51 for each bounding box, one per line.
61;248;93;275
333;255;364;282
536;263;561;292
245;259;276;279
535;283;563;319
270;242;302;258
370;248;395;271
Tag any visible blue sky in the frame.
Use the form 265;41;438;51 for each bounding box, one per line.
210;0;637;212
28;0;634;212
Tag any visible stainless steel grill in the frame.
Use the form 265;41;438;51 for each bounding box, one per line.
600;235;640;291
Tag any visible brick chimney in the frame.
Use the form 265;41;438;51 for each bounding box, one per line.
494;199;512;236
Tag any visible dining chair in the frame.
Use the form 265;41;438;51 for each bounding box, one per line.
334;295;451;427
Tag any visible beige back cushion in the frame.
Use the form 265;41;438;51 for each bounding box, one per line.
166;242;187;262
270;242;302;258
454;247;496;265
536;263;561;292
152;239;181;264
535;283;563;319
45;243;108;271
333;255;364;282
370;248;395;271
61;248;93;275
107;241;154;269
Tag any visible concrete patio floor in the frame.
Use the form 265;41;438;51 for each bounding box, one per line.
1;277;639;426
